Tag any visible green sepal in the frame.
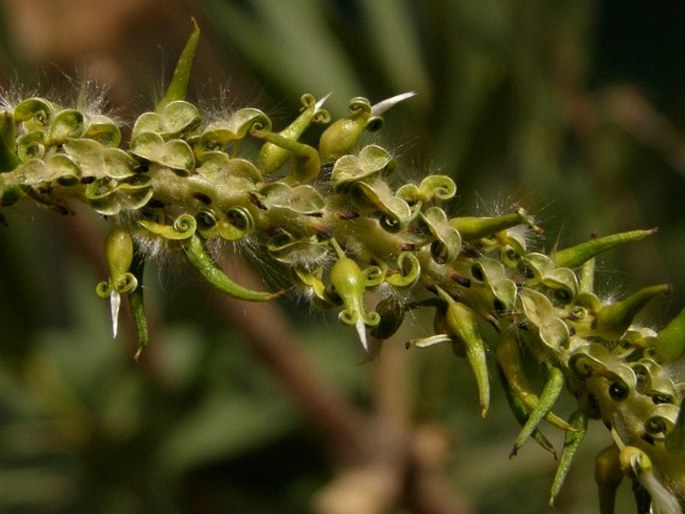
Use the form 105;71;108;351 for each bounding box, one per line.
266;232;329;268
419;206;462;264
261;182;326;215
13;97;54;132
470;258;517;310
396;175;457;205
85;175;153;216
11;154;80;185
48;108;86;144
654;306;685;363
553;228;657;269
130;133;195;173
197;108;271;152
384;252;421;288
510;366;567;457
330;144;395;190
84;115;122;147
157;18;200;109
182;233;281;301
352;179;412;229
132;101;201;140
196;153;262;192
548;409;588;507
518;288;570;352
63;138;136;179
16;131;45;162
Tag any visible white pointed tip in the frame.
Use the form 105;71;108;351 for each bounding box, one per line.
371;91;417;116
315;92;332;110
355;318;369;352
640;472;682;514
110;290;121;338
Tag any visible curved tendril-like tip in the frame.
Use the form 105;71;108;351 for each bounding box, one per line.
619;446;683;514
385;252;421;288
139;213;197;240
548;409;588;507
370;91;417;117
419;174;457;202
182;233;282;302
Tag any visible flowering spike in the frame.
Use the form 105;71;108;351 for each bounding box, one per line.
2;27;685;513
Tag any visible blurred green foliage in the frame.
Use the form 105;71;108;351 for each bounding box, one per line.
0;0;684;513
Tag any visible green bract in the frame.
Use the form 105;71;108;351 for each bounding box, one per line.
1;25;684;514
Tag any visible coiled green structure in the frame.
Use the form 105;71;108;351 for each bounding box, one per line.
1;22;684;513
